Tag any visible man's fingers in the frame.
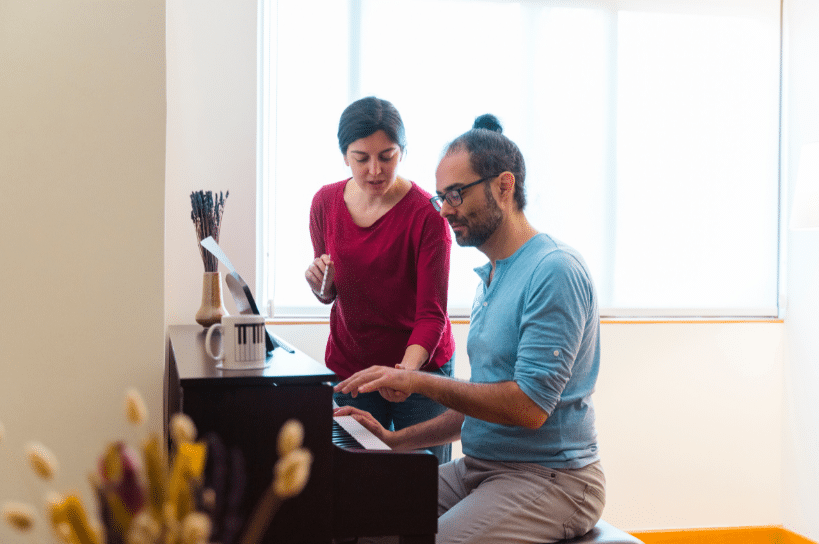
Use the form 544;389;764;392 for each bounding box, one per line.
335;367;386;395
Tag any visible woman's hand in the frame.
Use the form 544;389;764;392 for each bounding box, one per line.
379;382;411;403
305;254;334;302
378;344;430;402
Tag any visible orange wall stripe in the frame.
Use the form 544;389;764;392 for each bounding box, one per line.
630;526;815;544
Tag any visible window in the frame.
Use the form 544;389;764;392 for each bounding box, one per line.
264;0;782;318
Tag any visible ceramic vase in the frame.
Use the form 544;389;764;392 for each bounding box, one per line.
195;271;229;327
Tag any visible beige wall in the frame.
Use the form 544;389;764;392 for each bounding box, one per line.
0;1;166;541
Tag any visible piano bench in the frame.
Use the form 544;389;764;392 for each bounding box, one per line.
552;520;644;544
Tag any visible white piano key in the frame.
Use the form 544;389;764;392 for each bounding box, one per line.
333;415;391;450
332;400;391;450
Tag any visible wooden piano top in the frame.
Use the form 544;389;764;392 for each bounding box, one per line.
168;324;337;386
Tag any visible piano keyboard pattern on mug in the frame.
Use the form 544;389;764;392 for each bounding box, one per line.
234;323;266;362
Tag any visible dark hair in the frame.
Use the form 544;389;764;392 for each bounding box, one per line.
445;114;526;210
337;96;407;155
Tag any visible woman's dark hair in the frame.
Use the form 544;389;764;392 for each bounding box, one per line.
445;114;527;210
337;96;407;155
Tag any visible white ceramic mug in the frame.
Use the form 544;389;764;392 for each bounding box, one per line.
205;314;268;369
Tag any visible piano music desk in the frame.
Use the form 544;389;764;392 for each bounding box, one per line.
165;324;438;544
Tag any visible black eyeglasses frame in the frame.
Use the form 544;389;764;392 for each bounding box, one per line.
430;174;501;211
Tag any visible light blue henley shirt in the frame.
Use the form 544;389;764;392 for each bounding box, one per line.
461;233;601;468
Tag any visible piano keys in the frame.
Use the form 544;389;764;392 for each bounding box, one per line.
165;325;438;544
333;417;363;449
332;400;391;450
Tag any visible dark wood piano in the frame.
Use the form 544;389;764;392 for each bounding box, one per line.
165;325;438;544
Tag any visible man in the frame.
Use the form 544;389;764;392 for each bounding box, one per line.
335;114;604;544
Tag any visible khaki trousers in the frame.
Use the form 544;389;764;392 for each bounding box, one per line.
436;456;605;544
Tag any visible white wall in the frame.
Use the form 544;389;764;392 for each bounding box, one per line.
0;2;166;542
274;321;785;532
782;0;819;540
598;322;784;531
165;0;261;327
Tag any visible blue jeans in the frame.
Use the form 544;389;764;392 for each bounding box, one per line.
333;355;454;465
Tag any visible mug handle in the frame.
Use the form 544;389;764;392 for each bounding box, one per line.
205;323;225;361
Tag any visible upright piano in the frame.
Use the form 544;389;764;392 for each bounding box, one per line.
165;325;438;544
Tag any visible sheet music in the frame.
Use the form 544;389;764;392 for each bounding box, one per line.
333;401;391;450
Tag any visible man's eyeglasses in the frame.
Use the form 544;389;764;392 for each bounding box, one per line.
430;174;500;212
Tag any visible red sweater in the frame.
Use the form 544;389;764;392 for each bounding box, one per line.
309;179;455;379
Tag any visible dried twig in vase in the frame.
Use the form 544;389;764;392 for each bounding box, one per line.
190;191;229;272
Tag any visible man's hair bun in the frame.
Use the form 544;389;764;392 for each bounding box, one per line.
472;114;503;133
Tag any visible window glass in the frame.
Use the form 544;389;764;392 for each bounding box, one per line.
266;0;781;318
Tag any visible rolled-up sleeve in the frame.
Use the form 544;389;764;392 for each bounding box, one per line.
514;253;592;415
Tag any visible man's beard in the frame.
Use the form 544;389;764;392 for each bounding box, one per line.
451;187;503;247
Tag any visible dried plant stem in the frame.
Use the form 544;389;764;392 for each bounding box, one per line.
238;483;282;544
190;191;229;272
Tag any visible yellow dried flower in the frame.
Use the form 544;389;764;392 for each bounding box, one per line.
162;502;180;544
2;501;36;532
90;519;105;544
126;532;150;544
125;388;148;426
25;441;58;480
181;512;212;544
45;491;68;534
170;413;197;445
277;419;305;457
56;521;74;542
273;448;313;499
63;493;101;544
127;510;161;544
142;434;168;514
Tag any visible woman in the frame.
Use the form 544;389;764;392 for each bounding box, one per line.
305;96;455;464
